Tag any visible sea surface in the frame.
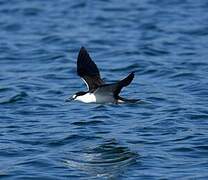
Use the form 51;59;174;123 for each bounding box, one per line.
1;0;208;179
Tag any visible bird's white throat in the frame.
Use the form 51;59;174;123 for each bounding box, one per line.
75;93;96;103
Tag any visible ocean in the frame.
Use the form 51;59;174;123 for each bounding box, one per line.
1;0;208;179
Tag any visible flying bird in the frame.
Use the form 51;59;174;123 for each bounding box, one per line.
67;47;139;104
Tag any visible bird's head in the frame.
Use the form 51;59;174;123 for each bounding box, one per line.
66;91;87;102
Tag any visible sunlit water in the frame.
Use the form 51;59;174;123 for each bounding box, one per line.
1;0;208;179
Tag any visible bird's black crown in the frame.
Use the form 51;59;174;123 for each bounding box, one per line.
75;91;87;97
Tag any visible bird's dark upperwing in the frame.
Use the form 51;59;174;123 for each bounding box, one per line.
77;47;104;90
94;72;135;97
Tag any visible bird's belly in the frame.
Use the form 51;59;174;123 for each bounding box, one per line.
76;93;115;104
76;93;96;103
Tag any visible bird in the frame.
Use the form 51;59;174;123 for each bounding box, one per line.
67;47;139;104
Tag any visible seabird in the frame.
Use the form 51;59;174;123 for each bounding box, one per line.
67;47;139;104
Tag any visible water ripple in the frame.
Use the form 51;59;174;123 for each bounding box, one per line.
72;120;105;126
48;134;100;147
64;139;137;178
0;91;28;104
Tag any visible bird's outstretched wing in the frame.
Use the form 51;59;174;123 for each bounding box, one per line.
94;72;135;97
77;47;104;90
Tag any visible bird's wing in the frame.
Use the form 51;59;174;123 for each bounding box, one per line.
77;47;104;90
94;72;134;96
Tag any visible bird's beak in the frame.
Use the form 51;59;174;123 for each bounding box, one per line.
65;96;74;102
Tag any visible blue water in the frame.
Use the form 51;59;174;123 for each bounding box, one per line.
1;0;208;179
